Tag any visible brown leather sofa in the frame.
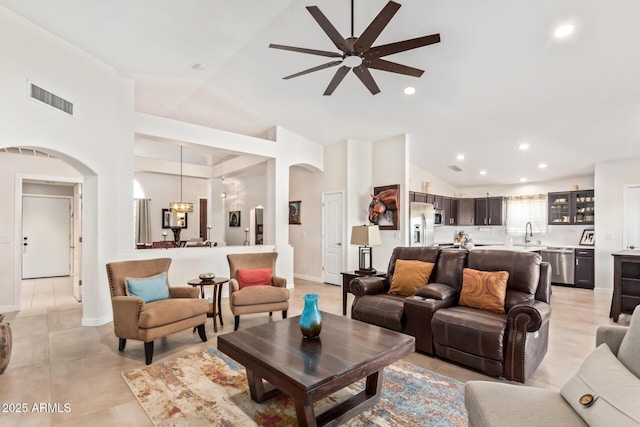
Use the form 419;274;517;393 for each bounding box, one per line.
351;247;551;382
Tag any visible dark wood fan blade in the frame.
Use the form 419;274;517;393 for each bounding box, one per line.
323;66;350;96
269;44;342;58
353;1;401;53
283;60;342;80
353;66;381;95
368;34;441;58
306;6;353;53
365;58;424;77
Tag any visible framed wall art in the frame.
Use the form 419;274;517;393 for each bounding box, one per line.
368;184;400;230
162;209;188;229
289;201;301;225
579;229;595;246
229;211;241;227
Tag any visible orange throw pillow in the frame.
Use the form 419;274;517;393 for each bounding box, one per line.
389;259;435;296
459;268;509;314
237;268;272;289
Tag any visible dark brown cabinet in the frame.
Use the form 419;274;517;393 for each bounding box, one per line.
457;198;475;226
475;197;505;225
574;248;594;289
611;251;640;322
448;198;459;226
548;190;594;225
412;192;427;203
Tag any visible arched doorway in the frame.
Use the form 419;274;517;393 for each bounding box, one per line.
2;146;97;312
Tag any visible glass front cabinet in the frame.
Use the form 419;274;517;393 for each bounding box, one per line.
548;190;594;225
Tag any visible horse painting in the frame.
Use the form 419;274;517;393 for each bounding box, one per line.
368;185;400;230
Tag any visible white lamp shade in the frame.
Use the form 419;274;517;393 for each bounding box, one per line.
350;225;382;246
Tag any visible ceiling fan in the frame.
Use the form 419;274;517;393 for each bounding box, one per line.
269;0;441;95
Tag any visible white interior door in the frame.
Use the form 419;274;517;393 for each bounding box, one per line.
322;191;343;285
624;185;640;249
22;196;71;279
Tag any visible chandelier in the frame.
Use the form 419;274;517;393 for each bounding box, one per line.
169;146;193;214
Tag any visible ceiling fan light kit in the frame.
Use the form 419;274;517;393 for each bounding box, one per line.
269;0;440;95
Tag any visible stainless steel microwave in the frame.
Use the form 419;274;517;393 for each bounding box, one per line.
434;211;443;225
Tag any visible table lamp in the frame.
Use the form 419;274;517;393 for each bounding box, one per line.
350;225;382;274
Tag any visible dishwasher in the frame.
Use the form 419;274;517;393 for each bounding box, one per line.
540;247;575;285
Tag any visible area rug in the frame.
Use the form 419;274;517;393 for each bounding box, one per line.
122;348;467;427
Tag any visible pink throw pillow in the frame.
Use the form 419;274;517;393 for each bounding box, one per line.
237;268;273;289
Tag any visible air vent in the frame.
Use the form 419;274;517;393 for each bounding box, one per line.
448;165;463;172
30;83;73;115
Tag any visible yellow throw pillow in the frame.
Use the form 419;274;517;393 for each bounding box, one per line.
389;259;435;296
459;268;509;313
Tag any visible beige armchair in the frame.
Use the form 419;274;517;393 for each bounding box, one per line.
106;258;209;364
227;252;289;330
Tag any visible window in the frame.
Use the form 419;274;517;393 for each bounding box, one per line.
506;194;547;234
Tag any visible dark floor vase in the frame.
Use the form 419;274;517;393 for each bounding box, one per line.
0;315;11;374
300;294;322;339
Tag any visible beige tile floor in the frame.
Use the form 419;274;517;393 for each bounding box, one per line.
0;277;622;426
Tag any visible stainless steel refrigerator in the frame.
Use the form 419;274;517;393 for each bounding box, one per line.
409;202;435;246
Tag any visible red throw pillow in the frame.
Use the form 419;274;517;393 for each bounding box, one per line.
237;268;273;289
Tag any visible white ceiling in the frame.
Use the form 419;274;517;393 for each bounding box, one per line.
3;0;640;187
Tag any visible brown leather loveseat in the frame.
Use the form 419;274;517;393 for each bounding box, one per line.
351;247;551;383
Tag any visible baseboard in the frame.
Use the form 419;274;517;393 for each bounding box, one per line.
82;314;112;326
294;273;323;283
593;287;613;295
0;305;17;314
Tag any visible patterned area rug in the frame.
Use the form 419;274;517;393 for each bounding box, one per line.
122;348;467;427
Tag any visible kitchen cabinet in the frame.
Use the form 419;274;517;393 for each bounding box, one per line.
548;190;594;225
475;197;505;225
426;194;435;205
433;195;444;210
611;251;640;322
409;191;427;203
441;196;458;226
449;198;459;226
574;248;594;289
458;198;475;226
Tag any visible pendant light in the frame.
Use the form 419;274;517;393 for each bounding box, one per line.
169;146;193;213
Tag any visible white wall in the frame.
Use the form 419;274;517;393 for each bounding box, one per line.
0;6;133;321
459;175;595;198
371;135;409;270
223;173;267;246
289;166;323;281
594;158;640;293
409;163;459;196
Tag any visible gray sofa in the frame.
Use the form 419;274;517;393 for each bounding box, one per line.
465;305;640;426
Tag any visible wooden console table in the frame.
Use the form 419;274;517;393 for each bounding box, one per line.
611;251;640;322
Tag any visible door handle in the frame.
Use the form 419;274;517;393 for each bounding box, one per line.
336;243;342;246
629;245;637;250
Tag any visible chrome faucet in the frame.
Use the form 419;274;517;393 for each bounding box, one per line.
525;222;533;244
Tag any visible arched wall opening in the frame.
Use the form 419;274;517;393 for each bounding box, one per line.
1;146;98;319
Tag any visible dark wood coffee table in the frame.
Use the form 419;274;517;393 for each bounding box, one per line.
217;312;414;427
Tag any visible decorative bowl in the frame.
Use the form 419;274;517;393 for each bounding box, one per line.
199;273;216;281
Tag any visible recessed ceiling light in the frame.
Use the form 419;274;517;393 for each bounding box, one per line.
404;86;416;95
456;154;465;161
538;163;548;169
520;177;528;182
192;63;208;71
479;170;487;176
554;24;575;39
518;143;530;150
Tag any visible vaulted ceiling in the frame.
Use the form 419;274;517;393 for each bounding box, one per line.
3;0;639;187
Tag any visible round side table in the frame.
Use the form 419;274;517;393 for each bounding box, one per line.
188;277;229;332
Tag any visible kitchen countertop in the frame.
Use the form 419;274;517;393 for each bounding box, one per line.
470;245;546;252
434;242;595;251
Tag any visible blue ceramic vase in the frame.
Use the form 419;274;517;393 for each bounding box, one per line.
300;294;322;339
